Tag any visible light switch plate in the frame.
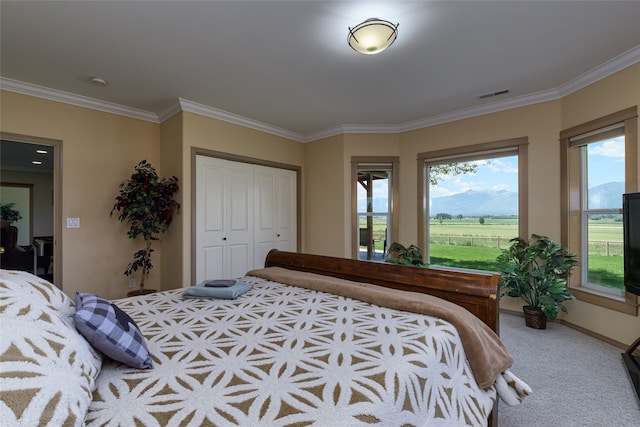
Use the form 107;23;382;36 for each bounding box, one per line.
66;217;80;228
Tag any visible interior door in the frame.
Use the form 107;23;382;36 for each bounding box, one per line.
195;155;253;282
0;136;57;284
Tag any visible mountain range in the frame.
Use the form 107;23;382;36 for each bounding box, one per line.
427;181;624;217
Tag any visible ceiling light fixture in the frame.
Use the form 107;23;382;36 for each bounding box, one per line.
348;18;398;55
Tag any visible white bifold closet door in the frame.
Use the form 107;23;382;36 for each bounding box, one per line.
195;155;296;283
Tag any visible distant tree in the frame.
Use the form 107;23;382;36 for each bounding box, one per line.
479;216;485;225
434;213;452;221
428;162;479;186
456;214;463;220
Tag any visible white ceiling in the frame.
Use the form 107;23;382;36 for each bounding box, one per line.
1;1;640;142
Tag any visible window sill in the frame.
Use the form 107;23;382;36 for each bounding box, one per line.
570;286;639;316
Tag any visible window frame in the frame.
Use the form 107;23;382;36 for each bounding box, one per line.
351;157;399;260
560;106;639;315
417;137;529;265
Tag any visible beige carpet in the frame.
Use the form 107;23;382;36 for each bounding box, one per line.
498;311;640;426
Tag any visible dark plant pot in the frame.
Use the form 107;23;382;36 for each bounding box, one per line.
523;306;547;329
127;288;156;297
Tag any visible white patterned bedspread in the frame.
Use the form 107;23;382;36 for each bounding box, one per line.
86;276;498;427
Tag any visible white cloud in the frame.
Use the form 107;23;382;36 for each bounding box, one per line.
589;137;624;158
491;183;510;191
489;158;518;174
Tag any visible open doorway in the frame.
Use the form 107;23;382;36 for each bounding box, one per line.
0;133;61;286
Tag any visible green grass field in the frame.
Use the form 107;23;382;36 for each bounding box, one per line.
358;216;625;291
427;217;624;291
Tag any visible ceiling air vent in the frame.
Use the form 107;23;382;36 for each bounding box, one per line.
478;89;510;99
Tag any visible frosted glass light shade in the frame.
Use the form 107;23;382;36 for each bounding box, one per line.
348;18;398;55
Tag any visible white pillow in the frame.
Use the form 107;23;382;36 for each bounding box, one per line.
0;271;103;426
0;269;75;319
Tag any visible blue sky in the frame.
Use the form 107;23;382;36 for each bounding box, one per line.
587;136;625;187
431;136;625;198
430;156;518;198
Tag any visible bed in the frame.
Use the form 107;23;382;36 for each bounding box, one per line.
0;250;530;427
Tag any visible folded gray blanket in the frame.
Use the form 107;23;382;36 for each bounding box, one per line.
183;281;252;299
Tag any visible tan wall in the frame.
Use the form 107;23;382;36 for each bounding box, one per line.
559;63;640;346
1;91;161;300
159;113;184;291
303;134;346;256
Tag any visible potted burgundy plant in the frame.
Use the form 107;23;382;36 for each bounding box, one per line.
111;160;180;295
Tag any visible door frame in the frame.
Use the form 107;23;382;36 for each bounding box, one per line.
191;147;302;285
1;132;62;286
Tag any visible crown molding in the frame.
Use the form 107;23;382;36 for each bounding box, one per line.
558;44;640;97
157;100;183;122
0;77;159;123
302;124;402;142
178;99;305;142
398;88;562;132
2;43;638;142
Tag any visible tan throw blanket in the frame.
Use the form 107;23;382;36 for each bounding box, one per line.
248;266;513;389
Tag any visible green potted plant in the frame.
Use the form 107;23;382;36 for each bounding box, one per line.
0;202;22;225
111;160;180;295
497;233;578;329
385;242;428;267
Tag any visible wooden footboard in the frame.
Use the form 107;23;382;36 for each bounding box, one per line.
264;249;501;332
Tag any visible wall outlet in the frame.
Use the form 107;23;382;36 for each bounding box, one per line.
128;278;136;289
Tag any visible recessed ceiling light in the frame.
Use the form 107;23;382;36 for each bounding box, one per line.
90;76;108;86
31;160;42;165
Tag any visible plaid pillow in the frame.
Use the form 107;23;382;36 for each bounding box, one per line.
74;292;153;369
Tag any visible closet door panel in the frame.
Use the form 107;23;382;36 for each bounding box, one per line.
254;169;277;266
229;243;251;279
203;246;224;283
275;171;296;252
196;156;253;282
253;166;296;269
196;157;227;282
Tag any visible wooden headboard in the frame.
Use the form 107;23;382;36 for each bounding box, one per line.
264;249;501;332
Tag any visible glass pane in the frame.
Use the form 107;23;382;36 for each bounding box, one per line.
428;156;518;271
358;214;388;260
586;213;624;291
586;136;625;210
357;169;389;213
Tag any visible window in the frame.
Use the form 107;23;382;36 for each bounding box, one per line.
561;107;638;314
418;138;528;271
351;157;398;260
